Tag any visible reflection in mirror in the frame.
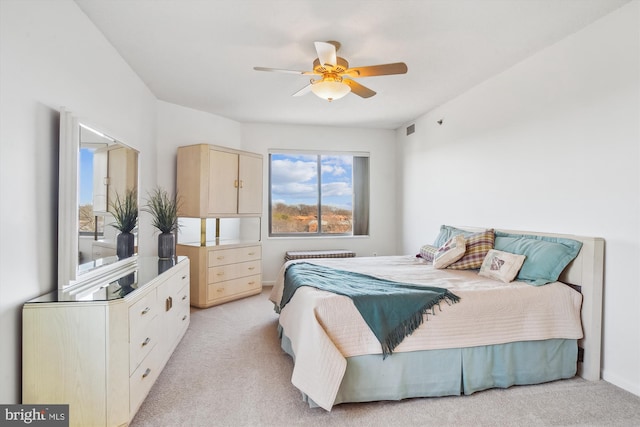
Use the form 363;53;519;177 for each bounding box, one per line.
78;124;138;265
58;110;139;289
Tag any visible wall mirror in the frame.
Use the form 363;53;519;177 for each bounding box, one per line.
58;110;139;289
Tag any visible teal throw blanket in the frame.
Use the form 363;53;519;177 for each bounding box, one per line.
280;262;460;358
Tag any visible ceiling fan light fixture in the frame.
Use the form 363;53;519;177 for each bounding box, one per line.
311;77;351;102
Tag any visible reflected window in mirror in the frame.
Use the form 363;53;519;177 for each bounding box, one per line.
79;146;107;244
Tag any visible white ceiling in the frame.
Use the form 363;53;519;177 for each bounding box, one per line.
74;0;629;130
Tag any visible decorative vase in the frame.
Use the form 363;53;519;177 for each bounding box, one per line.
158;232;175;260
117;272;136;297
116;232;135;259
158;258;175;274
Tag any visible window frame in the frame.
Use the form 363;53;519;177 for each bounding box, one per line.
268;149;370;238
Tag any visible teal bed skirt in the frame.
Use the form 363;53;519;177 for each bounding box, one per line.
279;329;577;408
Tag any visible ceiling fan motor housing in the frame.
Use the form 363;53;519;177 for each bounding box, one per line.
313;57;349;74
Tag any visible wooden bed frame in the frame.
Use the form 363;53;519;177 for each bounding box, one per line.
459;227;605;381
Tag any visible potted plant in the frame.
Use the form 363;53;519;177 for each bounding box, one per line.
144;187;181;260
110;188;138;259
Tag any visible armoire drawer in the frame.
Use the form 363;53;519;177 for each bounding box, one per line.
207;274;261;301
207;245;261;267
208;260;261;284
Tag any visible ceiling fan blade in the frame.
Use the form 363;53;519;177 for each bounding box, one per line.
314;41;337;67
326;40;341;52
292;84;313;97
253;66;316;75
343;79;376;98
344;62;408;77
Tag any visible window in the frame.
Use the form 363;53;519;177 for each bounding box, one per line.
269;151;369;236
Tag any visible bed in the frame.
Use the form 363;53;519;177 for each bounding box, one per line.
269;227;604;411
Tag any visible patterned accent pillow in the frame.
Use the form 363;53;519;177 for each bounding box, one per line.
418;244;438;263
479;249;527;283
447;229;495;270
433;235;466;269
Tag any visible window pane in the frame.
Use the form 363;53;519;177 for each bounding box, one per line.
320;155;353;234
270;153;319;234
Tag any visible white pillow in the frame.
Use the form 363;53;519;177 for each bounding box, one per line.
479;249;527;283
433;235;466;269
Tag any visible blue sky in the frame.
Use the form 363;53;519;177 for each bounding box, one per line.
79;148;94;205
270;153;353;209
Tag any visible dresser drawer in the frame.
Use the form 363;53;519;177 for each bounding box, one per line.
129;344;163;415
129;316;158;375
129;290;158;341
207;274;261;301
208;260;261;284
207;245;261;267
129;290;159;375
174;286;190;337
166;263;190;294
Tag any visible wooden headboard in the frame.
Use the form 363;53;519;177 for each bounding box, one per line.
459;227;605;381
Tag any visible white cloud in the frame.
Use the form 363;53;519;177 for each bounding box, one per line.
322;181;351;197
271;158;316;184
271;182;317;200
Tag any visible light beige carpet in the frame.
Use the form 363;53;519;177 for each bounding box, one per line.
131;289;640;426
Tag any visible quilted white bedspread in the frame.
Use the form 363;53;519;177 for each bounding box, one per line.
269;255;583;411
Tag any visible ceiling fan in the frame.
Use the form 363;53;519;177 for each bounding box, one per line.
254;41;408;102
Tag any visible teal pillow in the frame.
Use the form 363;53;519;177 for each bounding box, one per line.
494;231;583;286
433;225;478;247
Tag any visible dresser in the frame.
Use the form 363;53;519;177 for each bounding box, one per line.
22;257;190;427
177;241;261;308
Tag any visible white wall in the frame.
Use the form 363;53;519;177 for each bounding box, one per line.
0;0;157;403
396;1;639;395
155;101;242;194
242;123;397;283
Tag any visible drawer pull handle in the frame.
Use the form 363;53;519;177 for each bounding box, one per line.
141;307;151;315
217;272;224;276
142;368;151;379
217;288;224;293
234;179;239;188
217;256;224;260
182;294;187;301
182;315;187;321
248;252;255;256
181;275;187;280
248;267;255;270
248;281;255;285
142;337;151;347
166;296;173;311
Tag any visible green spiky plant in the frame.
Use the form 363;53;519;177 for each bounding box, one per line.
143;188;181;234
109;188;138;233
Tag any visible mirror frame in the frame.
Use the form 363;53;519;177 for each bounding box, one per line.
58;109;139;289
